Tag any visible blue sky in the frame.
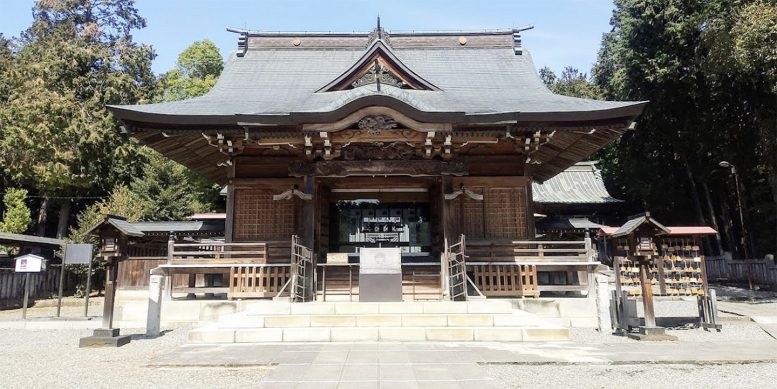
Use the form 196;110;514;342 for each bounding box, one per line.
0;0;615;76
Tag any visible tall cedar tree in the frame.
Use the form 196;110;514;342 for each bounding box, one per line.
0;0;156;237
593;0;777;256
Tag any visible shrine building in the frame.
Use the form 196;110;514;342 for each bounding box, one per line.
101;23;646;303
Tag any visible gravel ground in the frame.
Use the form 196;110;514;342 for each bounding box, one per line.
0;296;104;320
0;328;272;389
570;320;774;343
483;363;777;389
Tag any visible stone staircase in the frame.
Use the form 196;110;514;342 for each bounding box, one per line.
187;300;570;343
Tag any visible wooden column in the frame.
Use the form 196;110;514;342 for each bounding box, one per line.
302;175;316;299
638;257;657;328
302;175;316;249
102;258;119;329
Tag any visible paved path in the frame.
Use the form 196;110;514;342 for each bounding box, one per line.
148;339;777;388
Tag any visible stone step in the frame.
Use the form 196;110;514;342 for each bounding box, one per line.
240;301;515;316
215;312;543;329
188;325;569;343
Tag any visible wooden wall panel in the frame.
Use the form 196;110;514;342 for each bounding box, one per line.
233;189;297;241
446;177;530;241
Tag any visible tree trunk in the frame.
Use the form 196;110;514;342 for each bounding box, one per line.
35;197;49;236
56;200;72;239
701;181;724;255
683;160;712;255
718;193;738;257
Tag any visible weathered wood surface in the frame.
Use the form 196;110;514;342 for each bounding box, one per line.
466;238;595;295
0;266;78;304
228;265;292;299
705;257;777;287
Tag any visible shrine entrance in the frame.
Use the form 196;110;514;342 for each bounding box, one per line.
316;176;446;301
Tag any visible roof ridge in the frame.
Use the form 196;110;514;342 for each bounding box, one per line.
226;26;533;37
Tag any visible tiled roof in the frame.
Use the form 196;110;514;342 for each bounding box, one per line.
532;162;622;204
535;217;606;231
108;29;645;124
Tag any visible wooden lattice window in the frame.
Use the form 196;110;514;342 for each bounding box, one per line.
484;187;528;239
233;189;296;241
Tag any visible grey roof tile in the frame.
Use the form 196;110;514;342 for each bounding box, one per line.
532;162;622;204
110;46;643;119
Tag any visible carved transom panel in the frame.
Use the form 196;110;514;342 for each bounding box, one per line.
357;115;398;135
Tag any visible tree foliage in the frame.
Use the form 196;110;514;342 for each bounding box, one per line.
129;148;216;221
539;66;604;100
0;0;156;196
0;188;32;234
592;0;777;256
156;39;223;102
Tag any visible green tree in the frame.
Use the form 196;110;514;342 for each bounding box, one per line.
156;40;223;101
592;0;777;256
129;148;215;221
67;185;147;244
0;188;32;234
539;66;604;99
0;0;155;237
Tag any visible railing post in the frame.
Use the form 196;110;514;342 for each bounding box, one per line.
164;233;175;300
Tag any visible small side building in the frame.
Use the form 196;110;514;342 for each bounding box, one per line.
533;161;623;239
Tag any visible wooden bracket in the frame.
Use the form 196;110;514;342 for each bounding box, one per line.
273;187;312;201
444;185;483;201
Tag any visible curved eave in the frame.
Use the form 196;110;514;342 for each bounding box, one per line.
107;100;647;129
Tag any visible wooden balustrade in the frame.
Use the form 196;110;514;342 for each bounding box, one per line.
465;238;597;296
168;242;268;265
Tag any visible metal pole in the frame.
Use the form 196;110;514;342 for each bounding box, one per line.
84;259;92;317
56;261;66;317
732;167;753;289
22;273;30;320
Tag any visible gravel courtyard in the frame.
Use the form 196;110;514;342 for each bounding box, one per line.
0;328;272;389
2;324;776;388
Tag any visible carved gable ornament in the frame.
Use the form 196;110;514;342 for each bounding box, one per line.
317;40;439;92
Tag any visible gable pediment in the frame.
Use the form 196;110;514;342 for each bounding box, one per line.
318;40;440;92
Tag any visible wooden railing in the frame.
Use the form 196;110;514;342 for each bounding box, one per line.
168;242;268;265
465;238;597;296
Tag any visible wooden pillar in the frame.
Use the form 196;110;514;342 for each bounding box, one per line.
102;258;119;329
302;175;316;249
224;183;235;243
638;257;657;328
302;175;316;299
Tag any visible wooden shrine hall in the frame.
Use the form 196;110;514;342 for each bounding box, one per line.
102;23;647;302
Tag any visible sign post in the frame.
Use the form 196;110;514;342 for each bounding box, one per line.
59;244;93;317
15;254;46;320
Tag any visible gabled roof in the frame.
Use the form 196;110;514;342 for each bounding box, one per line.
612;212;671;238
318;39;439;92
108;27;645;127
532;161;622;204
84;215;144;237
84;215;225;238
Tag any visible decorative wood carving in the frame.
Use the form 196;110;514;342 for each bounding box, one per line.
444;185;484;201
357;115;398;135
340;142;419;161
272;187;312;201
289;160;466;177
352;59;406;89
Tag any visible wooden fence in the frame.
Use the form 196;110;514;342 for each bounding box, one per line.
0;265;79;305
705;257;777;287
